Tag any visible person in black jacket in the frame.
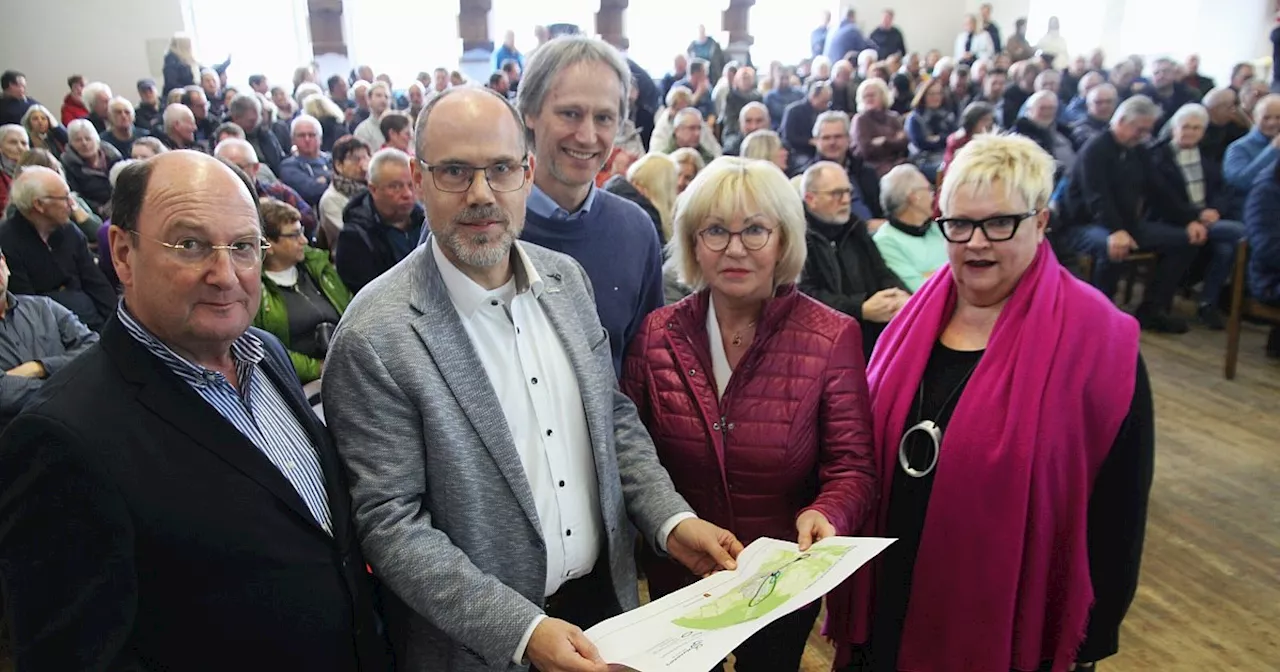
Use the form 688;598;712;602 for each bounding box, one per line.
1149;58;1199;124
1148;103;1246;328
806;111;888;227
0;167;115;330
0;151;389;670
336;148;425;292
228;93;286;176
799;161;908;358
1059;95;1200;333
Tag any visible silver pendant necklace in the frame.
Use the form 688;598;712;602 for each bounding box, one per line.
898;359;981;478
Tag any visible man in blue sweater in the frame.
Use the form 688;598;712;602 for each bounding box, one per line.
1222;95;1280;218
515;35;664;377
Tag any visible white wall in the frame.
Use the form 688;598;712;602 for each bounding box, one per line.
0;0;185;110
827;0;1031;59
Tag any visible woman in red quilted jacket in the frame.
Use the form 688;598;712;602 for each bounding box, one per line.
621;156;878;672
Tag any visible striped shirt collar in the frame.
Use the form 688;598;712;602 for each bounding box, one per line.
117;302;265;390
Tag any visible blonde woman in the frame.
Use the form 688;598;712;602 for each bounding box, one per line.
827;134;1149;672
670;147;705;194
852;78;910;177
622;156;876;672
740;129;789;172
162;32;201;95
303;93;347;152
21;105;68;160
604;152;678;244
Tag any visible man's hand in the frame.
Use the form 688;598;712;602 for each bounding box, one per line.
871;136;887;146
6;361;47;378
525;618;608;672
796;510;836;551
1187;221;1208;245
667;518;742;578
1199;208;1220;225
1107;230;1139;261
862;288;909;323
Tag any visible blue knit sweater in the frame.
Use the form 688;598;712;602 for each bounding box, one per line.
520;187;664;377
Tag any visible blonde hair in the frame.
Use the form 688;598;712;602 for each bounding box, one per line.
856;78;894;112
739;129;783;163
304;93;344;122
938;134;1055;216
169;33;196;65
665;85;694;110
627;153;679;243
669;156;807;290
670;147;706;173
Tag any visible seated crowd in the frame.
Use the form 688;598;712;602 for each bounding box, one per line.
0;6;1274;672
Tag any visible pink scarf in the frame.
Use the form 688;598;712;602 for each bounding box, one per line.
826;241;1139;671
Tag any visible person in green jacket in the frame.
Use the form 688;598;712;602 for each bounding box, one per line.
873;164;949;292
254;198;352;383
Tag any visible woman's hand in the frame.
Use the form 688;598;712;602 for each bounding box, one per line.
796;510;836;551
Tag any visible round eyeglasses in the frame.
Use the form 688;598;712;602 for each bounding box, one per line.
697;224;774;252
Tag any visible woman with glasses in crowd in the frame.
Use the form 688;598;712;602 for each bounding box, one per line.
622;157;877;672
253;198;351;384
827;134;1153;672
62;119;123;216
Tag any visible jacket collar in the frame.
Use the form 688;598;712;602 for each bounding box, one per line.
804;206;859;243
429;236;544;318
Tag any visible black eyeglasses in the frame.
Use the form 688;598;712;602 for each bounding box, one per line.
935;210;1038;243
417;159;530;193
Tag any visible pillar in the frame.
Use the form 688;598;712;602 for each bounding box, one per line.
597;0;628;50
459;0;493;53
308;0;346;56
724;0;755;65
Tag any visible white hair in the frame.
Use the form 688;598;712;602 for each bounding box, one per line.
0;123;26;144
163;103;193;132
81;81;113;107
66;118;98;140
367;147;411;184
932;57;956;77
294;82;324;105
109;159;137;187
1171;103;1209;128
107;96;134;114
213;137;258;165
291;114;322;138
9;166;64;213
812;110;851;137
879;163;929;214
673;107;703;127
1112;95;1162;127
738;101;769;126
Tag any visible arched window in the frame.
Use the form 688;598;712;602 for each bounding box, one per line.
183;0;312;91
625;0;727;76
344;0;461;87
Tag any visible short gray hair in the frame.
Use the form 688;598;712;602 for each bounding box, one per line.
1112;95;1161;126
109;159;137;187
9;166;64;213
367;147;411;184
673;107;703;127
812;110;851;137
800;161;845;194
739;101;769;126
214;137;258;165
66;118;98;140
107;96;134;114
1170;103;1209;128
291;113;322;137
516;35;631;148
228;93;262;121
879;163;928;214
163;103;193;132
0;123;27;144
82;81;112;107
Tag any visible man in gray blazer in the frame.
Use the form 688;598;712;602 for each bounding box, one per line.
324;86;743;672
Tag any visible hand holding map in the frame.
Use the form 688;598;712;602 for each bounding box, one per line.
584;536;894;672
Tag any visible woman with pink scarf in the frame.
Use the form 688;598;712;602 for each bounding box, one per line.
827;134;1153;672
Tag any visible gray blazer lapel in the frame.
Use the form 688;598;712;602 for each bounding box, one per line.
407;243;542;534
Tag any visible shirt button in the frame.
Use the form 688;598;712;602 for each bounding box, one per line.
565;529;572;537
559;480;566;487
490;299;499;306
688;368;696;376
531;377;538;384
546;429;553;436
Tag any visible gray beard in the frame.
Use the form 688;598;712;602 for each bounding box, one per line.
444;229;515;268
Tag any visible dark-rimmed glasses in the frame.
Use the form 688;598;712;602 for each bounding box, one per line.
129;231;270;270
697;224;774;252
935;210;1038;243
417;159;530;193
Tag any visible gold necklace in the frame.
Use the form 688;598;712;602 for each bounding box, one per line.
731;321;757;347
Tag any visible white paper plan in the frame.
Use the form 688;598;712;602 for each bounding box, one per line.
584;536;895;672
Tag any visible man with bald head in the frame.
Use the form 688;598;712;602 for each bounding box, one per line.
1200;87;1250;164
325;86;741;672
216;137;318;239
0;166;115;330
0;151;388;670
1070;83;1119;150
1223;95;1280;213
723;101;771;155
1063;71;1105;124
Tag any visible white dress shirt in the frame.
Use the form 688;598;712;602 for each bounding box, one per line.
433;239;694;663
706;299;734;400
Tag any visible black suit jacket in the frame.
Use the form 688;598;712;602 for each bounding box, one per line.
0;318;388;671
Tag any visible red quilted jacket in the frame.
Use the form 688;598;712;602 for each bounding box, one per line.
622;286;878;598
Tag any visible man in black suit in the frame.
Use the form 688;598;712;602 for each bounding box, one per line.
0;150;388;671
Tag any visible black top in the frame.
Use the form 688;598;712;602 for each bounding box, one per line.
0;213;116;331
278;269;341;358
1061;130;1183;234
854;342;1153;671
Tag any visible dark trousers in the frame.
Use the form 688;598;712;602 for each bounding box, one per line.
727;600;821;672
543;566;621;632
1062;221;1199;312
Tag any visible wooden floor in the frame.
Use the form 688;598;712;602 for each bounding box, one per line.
785;311;1280;672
